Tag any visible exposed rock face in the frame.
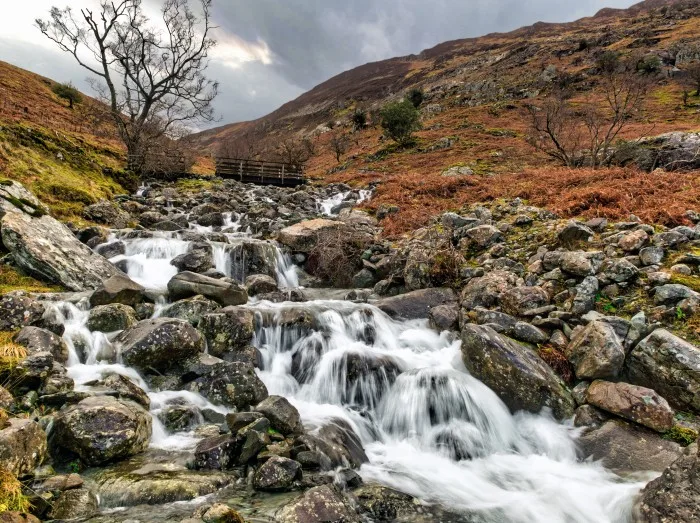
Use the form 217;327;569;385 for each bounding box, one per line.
84;200;131;229
116;318;205;373
375;288;457;320
276;485;360;523
277;219;343;252
14;326;69;364
627;329;700;413
198;307;255;358
50;396;151;465
586;380;674;432
461;324;575;419
565;321;625;380
636;443;700;523
0;182;121;290
168;271;248;306
0;418;47;476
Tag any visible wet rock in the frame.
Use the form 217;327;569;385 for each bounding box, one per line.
0;418;47;476
198;307;255;359
50;396;151;465
117;318;205;373
636;443;700;523
187;361;268;410
565;321;625;380
152;220;181;231
14;326;69;364
277;219;343;252
226;411;264;432
0;291;45;331
353;484;424;521
194;435;238;470
171;243;214;274
159;295;220;326
276;485;359;523
0;182;121;290
352;268;376;289
87;303;138;332
577;419;681;474
586;380;674;432
376;287;457;320
101;373;151;409
253;456;302;491
461;324;575;419
460;270;519;310
501;286;549;316
48;488;98;520
627;329;700;413
89;273;147;307
245;274;278;296
295;419;368;469
255;395;303;436
96;240;126;259
429;303;459;331
168;271;248;306
196;504;245;523
158;404;201;432
84;200;131;229
237;418;271;463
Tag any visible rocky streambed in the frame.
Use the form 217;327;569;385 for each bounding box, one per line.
0;177;698;522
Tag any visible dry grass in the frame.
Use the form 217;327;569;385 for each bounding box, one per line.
0;468;30;513
0;332;26;374
0;265;61;295
538;345;575;384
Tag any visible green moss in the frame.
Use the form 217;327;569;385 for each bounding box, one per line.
671;274;700;293
663;425;698;446
0;264;61;295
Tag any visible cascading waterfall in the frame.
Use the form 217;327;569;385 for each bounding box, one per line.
250;300;647;523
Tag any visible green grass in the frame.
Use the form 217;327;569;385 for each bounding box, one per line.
663;425;698;446
0;265;61;295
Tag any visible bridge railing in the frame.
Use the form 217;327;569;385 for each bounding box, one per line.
215;158;306;186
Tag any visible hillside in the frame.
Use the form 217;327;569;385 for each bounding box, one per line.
190;0;700;236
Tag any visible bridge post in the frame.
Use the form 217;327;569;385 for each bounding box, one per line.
239;160;243;182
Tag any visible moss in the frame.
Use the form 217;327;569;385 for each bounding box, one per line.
0;265;61;295
175;178;216;192
663;425;698;446
670;274;700;293
0;469;31;513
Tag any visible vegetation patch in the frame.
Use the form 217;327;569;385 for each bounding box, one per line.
0;468;31;513
0;264;61;295
663;425;699;446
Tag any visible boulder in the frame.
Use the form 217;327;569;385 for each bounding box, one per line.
0;291;45;331
429;303;460;331
565;321;625;380
198;307;255;359
83;200;131;229
197;504;245;523
159;295;221;326
636;443;700;523
171;243;214;274
375;288;457;320
245;274;278;296
50;396;151;465
639;246;664;266
0;418;47;476
276;485;359;523
116;318;205;373
255;395;303;436
168;272;248;306
653;284;700;305
252;456;301;491
294;419;368;470
277;219;343;253
627;329;700;413
500;286;549;316
460;270;519;310
0;182;122;291
89;273;147;307
101;373;151;409
577;419;681;474
14;326;68;364
586;380;674;432
558;221;594;245
48;488;98;520
186;360;268;410
193;435;238;470
461;324;575;419
87;303;138;332
464;224;503;249
619;229;649;252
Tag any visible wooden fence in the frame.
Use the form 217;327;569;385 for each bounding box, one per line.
215;158;306;187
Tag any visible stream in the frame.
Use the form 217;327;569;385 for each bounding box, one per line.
44;189;648;522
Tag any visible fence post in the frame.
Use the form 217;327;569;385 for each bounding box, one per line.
260;162;264;184
239;160;243;182
281;164;285;185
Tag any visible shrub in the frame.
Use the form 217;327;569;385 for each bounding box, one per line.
351;110;367;131
306;228;372;287
407;88;424;108
637;55;662;75
0;469;30;513
380;100;421;146
52;82;83;109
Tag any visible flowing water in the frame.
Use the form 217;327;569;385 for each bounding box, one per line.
46;188;648;522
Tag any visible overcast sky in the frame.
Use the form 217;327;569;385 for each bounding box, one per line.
1;0;638;129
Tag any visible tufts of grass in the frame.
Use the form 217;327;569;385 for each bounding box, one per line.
0;264;61;295
538;345;575;384
663;425;699;447
0;468;31;513
670;274;700;293
0;332;26;374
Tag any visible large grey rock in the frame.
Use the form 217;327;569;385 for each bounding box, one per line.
48;488;98;520
586;380;674;432
460;270;519;310
50;396;151;465
198;307;255;359
628;329;700;413
558;221;594;245
464;224;503;249
170;243;213;274
14;326;69;364
276;485;360;523
84;200;131;229
277;219;343;253
252;456;301;491
159;295;221;326
500;286;549;316
375;288;457;320
255;395;303;436
0;182;121;290
87;303;138;332
461;324;575;419
653;284;700;305
0;418;47;476
186;360;268;410
116;318;205;373
295;419;368;469
565;321;625;380
89;273;147;307
0;291;45;331
636;443;700;523
168;271;248;306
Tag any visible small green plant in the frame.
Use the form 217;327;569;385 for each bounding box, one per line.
266;427;280;436
68;460;81;473
380;100;421;146
351;109;367;131
52;82;83;109
676;306;687;321
407;88;424;108
663;425;698;446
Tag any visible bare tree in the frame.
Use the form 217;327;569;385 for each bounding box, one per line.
276;138;312;167
683;60;700;96
527;58;649;168
37;0;218;173
329;132;350;163
217;126;263;160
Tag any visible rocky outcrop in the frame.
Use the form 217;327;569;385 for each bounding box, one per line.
277;219;343;252
50;396;151;465
565;321;625;380
255;395;304;436
461;324;575;419
87;303;138;332
0;181;122;290
198;307;255;359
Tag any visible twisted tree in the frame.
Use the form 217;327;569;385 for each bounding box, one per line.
37;0;218;173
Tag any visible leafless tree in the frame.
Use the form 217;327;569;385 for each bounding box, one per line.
329;132;350;163
527;58;649;168
682;60;700;96
37;0;218;173
276;138;313;167
217;126;264;160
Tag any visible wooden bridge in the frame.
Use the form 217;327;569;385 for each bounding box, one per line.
215;158;306;187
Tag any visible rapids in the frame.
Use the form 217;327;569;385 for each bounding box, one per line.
45;188;649;522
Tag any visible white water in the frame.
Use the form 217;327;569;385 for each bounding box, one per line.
318;189;372;215
251;300;646;523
